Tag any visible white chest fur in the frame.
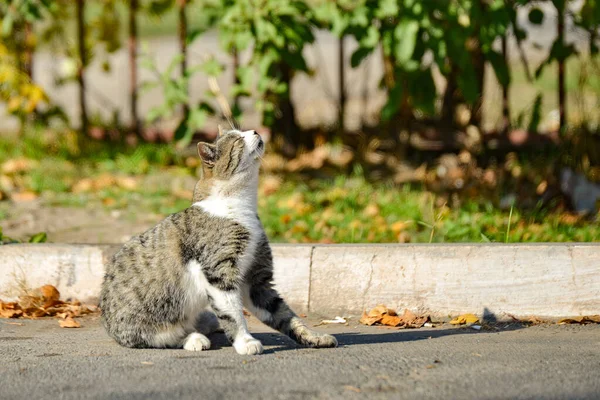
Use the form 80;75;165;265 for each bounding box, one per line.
183;191;261;323
192;188;261;275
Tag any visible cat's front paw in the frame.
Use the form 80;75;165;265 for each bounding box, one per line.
233;335;264;355
183;332;211;351
304;332;338;348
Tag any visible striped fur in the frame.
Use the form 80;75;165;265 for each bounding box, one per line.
100;130;337;354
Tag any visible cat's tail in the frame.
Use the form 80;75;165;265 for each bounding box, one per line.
195;311;221;336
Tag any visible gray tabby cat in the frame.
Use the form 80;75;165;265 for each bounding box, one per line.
100;129;337;355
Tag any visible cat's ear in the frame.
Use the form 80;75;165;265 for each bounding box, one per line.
197;142;217;167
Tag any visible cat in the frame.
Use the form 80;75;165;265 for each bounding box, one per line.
100;129;337;355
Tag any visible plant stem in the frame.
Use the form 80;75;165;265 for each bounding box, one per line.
505;204;514;243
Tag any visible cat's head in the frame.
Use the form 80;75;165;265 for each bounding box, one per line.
197;129;264;180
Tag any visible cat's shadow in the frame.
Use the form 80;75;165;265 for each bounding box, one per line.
207;331;300;354
208;323;528;355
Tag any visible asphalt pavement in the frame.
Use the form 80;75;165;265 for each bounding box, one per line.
1;316;599;399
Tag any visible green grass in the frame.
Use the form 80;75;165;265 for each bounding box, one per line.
0;131;598;243
258;176;599;243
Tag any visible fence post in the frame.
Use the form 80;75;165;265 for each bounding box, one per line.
76;0;88;136
233;48;240;114
338;35;346;135
501;33;510;132
178;0;189;118
129;0;140;137
557;1;566;135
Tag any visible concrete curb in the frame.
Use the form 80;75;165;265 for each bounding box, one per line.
1;243;599;318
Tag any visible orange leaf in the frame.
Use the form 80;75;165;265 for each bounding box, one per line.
391;221;409;234
363;203;380;218
102;197;116;206
0;301;20;310
11;191;38;202
367;305;389;318
380;314;402;327
30;309;47;318
40;285;60;302
359;310;382;326
42;299;62;309
71;178;93;193
587;315;600;323
0;309;23;318
558;315;600;324
361;305;430;328
400;309;417;322
59;317;81;328
116;176;138;190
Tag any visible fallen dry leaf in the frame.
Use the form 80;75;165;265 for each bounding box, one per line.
71;178;93;193
449;314;480;325
507;314;547;325
42;299;62;310
0;301;20;310
17;293;43;310
360;310;382;326
380;314;402;327
558;315;600;325
0;284;98;321
344;385;361;393
185;156;201;168
59;317;81;328
11;191;38;202
102;197;117;206
261;176;282;195
391;221;409;234
0;308;23;318
369;305;391;317
1;158;37;174
0;174;14;191
41;285;60;302
400;309;430;328
116;176;138;191
0;301;23;318
172;189;193;200
397;232;411;243
363;203;380;218
559;213;581;226
360;305;429;328
94;173;116;190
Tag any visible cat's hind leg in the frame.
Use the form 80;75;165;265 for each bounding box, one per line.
150;323;211;351
195;310;221;336
244;275;338;349
182;332;211;351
